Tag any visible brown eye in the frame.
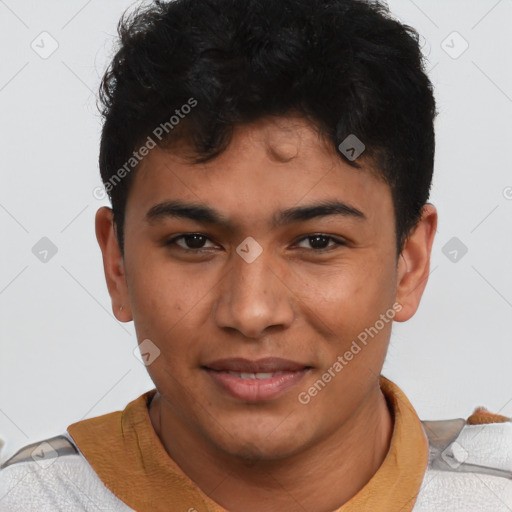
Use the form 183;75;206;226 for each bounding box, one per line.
165;233;217;251
295;234;346;251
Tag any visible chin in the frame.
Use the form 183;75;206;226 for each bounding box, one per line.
221;439;301;463
205;416;313;463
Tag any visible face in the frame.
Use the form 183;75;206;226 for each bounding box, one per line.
97;115;436;461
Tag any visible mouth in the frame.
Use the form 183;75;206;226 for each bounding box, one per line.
202;357;312;402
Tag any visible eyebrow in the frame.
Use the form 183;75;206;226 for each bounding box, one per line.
145;199;366;229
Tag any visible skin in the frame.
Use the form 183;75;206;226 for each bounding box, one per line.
96;114;437;512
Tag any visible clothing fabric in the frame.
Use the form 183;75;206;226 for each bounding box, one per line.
1;375;511;511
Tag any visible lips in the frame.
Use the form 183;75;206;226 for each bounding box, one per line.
203;357;311;401
226;371;287;380
204;357;308;373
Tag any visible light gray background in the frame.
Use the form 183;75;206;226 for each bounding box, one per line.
0;0;511;464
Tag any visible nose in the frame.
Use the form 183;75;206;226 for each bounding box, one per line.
212;247;295;339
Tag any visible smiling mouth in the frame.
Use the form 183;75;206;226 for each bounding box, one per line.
224;371;289;380
202;358;312;401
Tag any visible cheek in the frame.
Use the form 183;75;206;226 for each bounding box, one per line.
125;257;217;367
299;256;397;344
126;257;191;342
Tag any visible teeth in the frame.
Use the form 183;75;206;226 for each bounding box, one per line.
255;372;274;379
228;371;285;379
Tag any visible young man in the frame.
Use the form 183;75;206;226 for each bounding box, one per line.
1;0;512;510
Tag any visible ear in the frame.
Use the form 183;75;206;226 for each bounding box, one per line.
95;206;133;322
394;203;437;322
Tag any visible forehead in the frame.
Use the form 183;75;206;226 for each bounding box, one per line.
125;116;392;229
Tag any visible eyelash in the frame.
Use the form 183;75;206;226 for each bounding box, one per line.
164;233;347;253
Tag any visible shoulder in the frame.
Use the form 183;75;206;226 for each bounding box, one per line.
0;434;78;470
0;433;133;512
421;406;512;476
414;407;512;511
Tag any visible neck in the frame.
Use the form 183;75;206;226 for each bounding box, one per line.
149;385;393;512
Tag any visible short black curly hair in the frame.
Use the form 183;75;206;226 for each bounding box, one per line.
98;0;437;257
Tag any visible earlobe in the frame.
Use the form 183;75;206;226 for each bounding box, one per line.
95;207;133;322
394;203;437;322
